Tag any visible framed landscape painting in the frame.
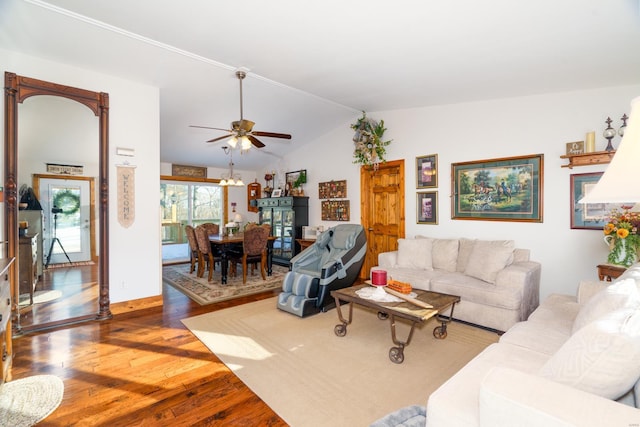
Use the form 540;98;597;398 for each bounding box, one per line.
451;154;543;222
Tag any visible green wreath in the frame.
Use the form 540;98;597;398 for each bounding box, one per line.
52;190;81;215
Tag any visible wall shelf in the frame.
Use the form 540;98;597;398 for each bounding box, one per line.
560;150;615;168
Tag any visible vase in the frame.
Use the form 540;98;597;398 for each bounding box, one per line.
604;235;638;267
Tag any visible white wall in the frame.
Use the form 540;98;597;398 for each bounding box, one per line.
0;48;162;303
274;84;640;300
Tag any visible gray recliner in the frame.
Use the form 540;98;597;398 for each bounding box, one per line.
277;224;367;317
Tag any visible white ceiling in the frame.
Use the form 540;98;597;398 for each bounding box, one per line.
1;0;640;169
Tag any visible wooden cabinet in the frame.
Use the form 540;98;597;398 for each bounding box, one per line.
597;263;626;281
0;258;14;385
258;197;309;266
19;234;38;305
560;151;615;168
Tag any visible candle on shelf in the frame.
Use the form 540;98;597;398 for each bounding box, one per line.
585;131;596;152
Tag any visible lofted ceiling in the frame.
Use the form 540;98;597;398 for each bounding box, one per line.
1;0;639;170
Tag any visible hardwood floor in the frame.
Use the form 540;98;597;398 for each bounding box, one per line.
11;265;287;426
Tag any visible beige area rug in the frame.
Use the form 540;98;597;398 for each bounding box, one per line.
163;263;288;305
0;375;64;426
182;297;499;426
18;290;63;306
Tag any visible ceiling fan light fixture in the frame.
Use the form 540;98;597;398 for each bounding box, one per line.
240;136;251;151
228;136;238;148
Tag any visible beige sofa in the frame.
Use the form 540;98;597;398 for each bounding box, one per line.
376;237;541;332
425;264;640;427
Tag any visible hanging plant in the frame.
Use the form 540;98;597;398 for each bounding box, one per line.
351;111;392;169
52;190;81;215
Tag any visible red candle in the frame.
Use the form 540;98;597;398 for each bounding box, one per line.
371;269;387;286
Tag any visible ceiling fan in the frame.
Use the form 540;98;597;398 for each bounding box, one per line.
190;70;292;150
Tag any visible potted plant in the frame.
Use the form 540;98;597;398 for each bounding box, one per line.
293;170;307;196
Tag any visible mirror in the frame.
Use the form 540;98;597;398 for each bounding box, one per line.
4;72;110;333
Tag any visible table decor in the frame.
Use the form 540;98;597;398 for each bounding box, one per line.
603;207;640;267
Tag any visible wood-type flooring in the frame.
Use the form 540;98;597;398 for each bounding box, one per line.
11;264;287;426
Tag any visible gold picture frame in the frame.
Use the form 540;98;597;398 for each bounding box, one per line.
172;164;207;178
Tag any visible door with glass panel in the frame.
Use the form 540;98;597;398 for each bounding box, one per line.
160;180;222;263
37;176;94;265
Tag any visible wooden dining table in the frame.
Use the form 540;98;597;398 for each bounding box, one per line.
209;233;277;284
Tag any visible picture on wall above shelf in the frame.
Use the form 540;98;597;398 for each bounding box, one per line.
318;180;347;199
322;200;350;221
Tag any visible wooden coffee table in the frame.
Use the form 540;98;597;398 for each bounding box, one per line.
330;284;460;364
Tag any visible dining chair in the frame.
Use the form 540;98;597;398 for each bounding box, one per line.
184;225;200;274
202;222;219;235
195;224;220;281
229;225;270;284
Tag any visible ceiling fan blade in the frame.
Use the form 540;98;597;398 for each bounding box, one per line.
248;135;266;148
190;125;232;132
207;134;232;143
252;131;292;139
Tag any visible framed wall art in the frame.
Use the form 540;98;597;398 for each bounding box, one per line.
417;191;438;224
451;153;543;222
247;181;261;213
570;172;625;230
172;164;207;178
416;154;438;188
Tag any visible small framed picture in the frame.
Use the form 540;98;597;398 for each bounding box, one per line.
271;189;282;197
417;191;438;224
416;154;438;188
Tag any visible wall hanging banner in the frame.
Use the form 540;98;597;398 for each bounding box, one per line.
117;165;136;228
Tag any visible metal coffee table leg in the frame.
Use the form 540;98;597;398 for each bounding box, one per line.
388;313;418;364
433;302;457;339
333;297;353;337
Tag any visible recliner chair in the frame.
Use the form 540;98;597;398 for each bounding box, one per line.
277;224;367;317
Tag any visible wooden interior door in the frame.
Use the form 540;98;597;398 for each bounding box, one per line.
360;159;405;278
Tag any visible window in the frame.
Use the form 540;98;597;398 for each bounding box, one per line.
161;179;223;262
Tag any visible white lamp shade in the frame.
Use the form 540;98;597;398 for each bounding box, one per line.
580;96;640;204
228;136;238;148
234;213;243;223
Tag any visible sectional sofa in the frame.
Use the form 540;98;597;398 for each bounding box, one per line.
376;236;541;332
372;262;640;426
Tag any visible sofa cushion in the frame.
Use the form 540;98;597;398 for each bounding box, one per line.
499;321;571;355
527;294;580;332
430;272;522;310
426;343;549;427
456;238;476;272
397;238;433;270
572;278;640;334
539;309;640;400
383;267;446;291
432;239;459;272
464;240;515;284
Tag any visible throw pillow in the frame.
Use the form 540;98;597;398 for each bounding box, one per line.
572;278;640;334
396;238;433;270
540;309;640;400
456;238;477;272
431;239;459;272
464;240;515;284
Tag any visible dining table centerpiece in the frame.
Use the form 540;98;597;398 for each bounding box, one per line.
603;207;640;267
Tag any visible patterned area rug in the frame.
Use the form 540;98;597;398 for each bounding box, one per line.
163;263;288;305
0;375;64;426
